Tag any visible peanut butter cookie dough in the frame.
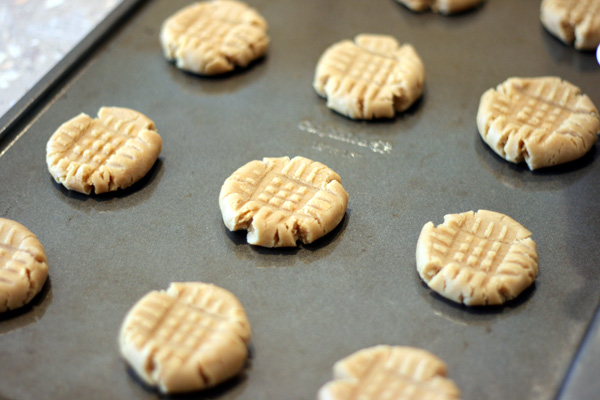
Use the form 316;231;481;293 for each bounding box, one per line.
160;0;269;75
314;34;425;120
219;156;348;247
477;77;599;170
0;218;49;313
541;0;600;50
46;107;162;195
416;210;538;306
318;345;460;400
119;282;251;394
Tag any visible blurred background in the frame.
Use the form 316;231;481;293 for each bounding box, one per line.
0;0;123;119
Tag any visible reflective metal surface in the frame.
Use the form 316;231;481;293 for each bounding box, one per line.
1;1;599;399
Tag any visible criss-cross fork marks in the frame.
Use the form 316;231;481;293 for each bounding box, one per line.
321;346;459;400
134;297;229;370
340;46;398;89
314;35;424;119
490;80;578;136
0;221;41;284
172;3;248;34
162;1;268;74
545;0;600;48
177;17;234;48
251;173;331;217
417;211;538;305
171;1;262;42
485;78;594;156
427;217;533;282
317;42;400;109
432;223;509;275
229;158;338;221
220;156;348;246
349;355;457;399
50;114;147;174
0;219;48;312
46;107;162;194
478;77;599;170
125;287;248;380
0;242;26;285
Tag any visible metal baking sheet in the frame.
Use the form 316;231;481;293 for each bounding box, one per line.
1;0;599;399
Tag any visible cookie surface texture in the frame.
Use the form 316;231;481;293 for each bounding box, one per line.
416;210;538;306
160;0;269;75
219;156;348;247
313;34;425;120
318;345;460;400
46;107;162;195
477;77;599;170
119;282;251;394
540;0;600;50
0;218;49;312
396;0;482;14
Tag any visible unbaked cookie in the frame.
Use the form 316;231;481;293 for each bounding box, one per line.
46;107;162;194
0;218;49;312
396;0;483;14
416;210;538;306
313;34;425;120
160;0;269;75
119;282;251;394
477;77;599;170
318;345;460;400
540;0;600;50
219;156;349;247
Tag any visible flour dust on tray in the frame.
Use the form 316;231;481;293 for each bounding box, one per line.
219;156;349;247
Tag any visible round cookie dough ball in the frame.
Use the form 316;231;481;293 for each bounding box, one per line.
219;156;349;247
119;282;252;393
46;107;162;195
0;218;49;312
318;345;460;400
477;76;599;170
416;210;538;306
160;0;269;75
541;0;600;50
313;34;425;120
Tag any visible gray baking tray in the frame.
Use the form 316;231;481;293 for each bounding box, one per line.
1;0;599;399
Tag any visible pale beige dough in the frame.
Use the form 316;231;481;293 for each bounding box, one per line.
541;0;600;50
0;218;49;313
119;282;251;394
477;77;599;170
160;0;269;75
219;156;349;247
318;345;461;400
416;210;538;306
313;34;425;120
46;107;162;195
396;0;483;14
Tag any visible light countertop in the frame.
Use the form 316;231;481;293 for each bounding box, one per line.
0;0;124;120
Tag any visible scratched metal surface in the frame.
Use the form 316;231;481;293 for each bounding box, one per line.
0;0;599;399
